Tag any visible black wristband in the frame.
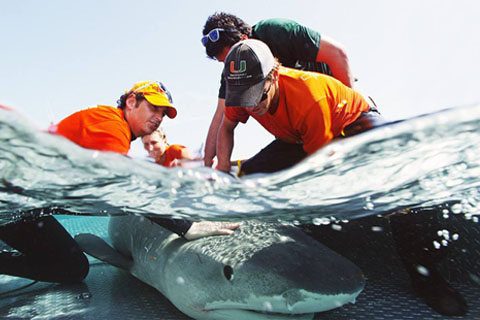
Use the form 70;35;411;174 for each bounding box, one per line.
148;217;193;238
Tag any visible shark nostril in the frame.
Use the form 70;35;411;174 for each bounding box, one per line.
282;289;303;307
223;265;234;281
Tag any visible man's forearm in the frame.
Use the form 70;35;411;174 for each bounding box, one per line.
204;99;226;167
204;124;219;167
216;125;235;172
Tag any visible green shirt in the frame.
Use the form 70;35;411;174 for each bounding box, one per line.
219;18;330;99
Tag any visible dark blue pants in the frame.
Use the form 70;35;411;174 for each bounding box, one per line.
0;215;89;283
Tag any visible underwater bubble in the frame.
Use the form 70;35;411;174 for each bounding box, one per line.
441;240;449;247
441;229;450;240
364;202;374;210
278;235;291;243
176;277;185;285
416;265;430;276
371;226;383;232
263;301;273;312
331;224;342;231
451;203;463;214
312;217;330;225
452;233;459;241
76;292;92;300
433;241;441;249
320;218;331;225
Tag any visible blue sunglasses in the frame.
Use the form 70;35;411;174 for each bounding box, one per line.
201;28;236;46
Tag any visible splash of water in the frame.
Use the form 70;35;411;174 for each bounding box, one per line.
1;105;480;224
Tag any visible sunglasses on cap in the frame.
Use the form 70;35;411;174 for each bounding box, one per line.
201;28;236;46
132;81;173;104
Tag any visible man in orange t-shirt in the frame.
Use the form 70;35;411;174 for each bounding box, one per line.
49;81;239;241
49;81;178;155
217;40;468;316
216;39;374;175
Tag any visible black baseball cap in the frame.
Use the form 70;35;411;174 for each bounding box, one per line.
224;39;275;107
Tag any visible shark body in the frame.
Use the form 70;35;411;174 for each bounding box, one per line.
77;216;365;320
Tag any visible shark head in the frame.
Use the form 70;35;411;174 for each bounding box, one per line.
159;221;365;320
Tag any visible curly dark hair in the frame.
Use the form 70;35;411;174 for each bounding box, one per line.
202;12;252;59
117;93;145;109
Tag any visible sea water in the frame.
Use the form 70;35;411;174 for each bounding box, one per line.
1;105;480;319
1;105;480;224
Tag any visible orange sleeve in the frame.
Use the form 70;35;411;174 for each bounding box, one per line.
168;145;185;159
54;109;131;155
224;106;249;123
164;145;186;167
298;99;334;155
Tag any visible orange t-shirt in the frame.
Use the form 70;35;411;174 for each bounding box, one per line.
49;105;132;155
224;67;370;155
163;144;186;167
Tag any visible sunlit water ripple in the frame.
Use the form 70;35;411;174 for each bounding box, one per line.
1;105;480;225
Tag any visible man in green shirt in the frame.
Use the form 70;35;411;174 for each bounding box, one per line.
201;13;355;168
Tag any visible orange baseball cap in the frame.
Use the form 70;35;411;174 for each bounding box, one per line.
127;81;177;119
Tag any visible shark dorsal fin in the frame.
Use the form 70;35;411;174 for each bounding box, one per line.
75;233;133;270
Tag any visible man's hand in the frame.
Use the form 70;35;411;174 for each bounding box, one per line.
184;221;242;240
215;161;232;173
204;157;214;167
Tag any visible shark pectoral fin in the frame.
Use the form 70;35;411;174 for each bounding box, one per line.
75;233;133;270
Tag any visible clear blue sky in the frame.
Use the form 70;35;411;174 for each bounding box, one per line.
1;0;479;159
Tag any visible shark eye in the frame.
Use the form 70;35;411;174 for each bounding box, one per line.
223;265;234;281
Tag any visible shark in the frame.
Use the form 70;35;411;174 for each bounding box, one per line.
76;216;365;320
